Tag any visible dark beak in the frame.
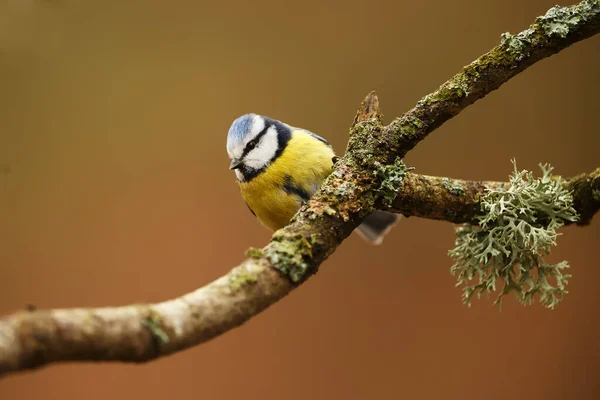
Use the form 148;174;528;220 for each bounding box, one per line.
229;159;242;170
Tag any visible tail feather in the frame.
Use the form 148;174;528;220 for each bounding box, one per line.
356;210;400;245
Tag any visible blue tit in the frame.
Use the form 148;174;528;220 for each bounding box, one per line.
226;114;399;244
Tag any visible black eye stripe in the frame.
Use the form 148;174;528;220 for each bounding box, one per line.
241;124;269;159
238;118;291;183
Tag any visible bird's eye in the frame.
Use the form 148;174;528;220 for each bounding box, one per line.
247;140;257;150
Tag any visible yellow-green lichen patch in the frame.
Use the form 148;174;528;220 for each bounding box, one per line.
229;271;258;292
142;311;169;346
267;231;314;283
323;206;337;216
245;247;265;259
418;78;468;106
391;115;427;143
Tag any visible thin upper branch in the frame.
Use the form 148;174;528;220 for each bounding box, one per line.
1;0;599;378
383;0;600;158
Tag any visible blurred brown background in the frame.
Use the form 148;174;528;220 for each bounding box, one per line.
1;0;599;399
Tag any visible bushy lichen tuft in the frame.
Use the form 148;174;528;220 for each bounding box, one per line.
449;160;579;309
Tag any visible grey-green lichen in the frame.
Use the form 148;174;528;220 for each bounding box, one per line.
500;29;535;62
229;271;258;292
499;0;600;61
334;181;357;197
267;231;314;283
536;0;600;38
373;158;411;208
142;312;169;345
449;160;579;309
442;178;465;196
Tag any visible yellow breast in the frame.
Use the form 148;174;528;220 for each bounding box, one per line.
238;130;335;231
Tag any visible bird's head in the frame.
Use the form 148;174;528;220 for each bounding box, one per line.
226;114;290;182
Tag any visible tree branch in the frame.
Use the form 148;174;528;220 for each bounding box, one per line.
1;0;599;378
391;169;600;225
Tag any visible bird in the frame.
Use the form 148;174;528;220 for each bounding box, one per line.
226;113;399;244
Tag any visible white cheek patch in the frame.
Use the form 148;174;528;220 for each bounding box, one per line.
243;126;278;170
